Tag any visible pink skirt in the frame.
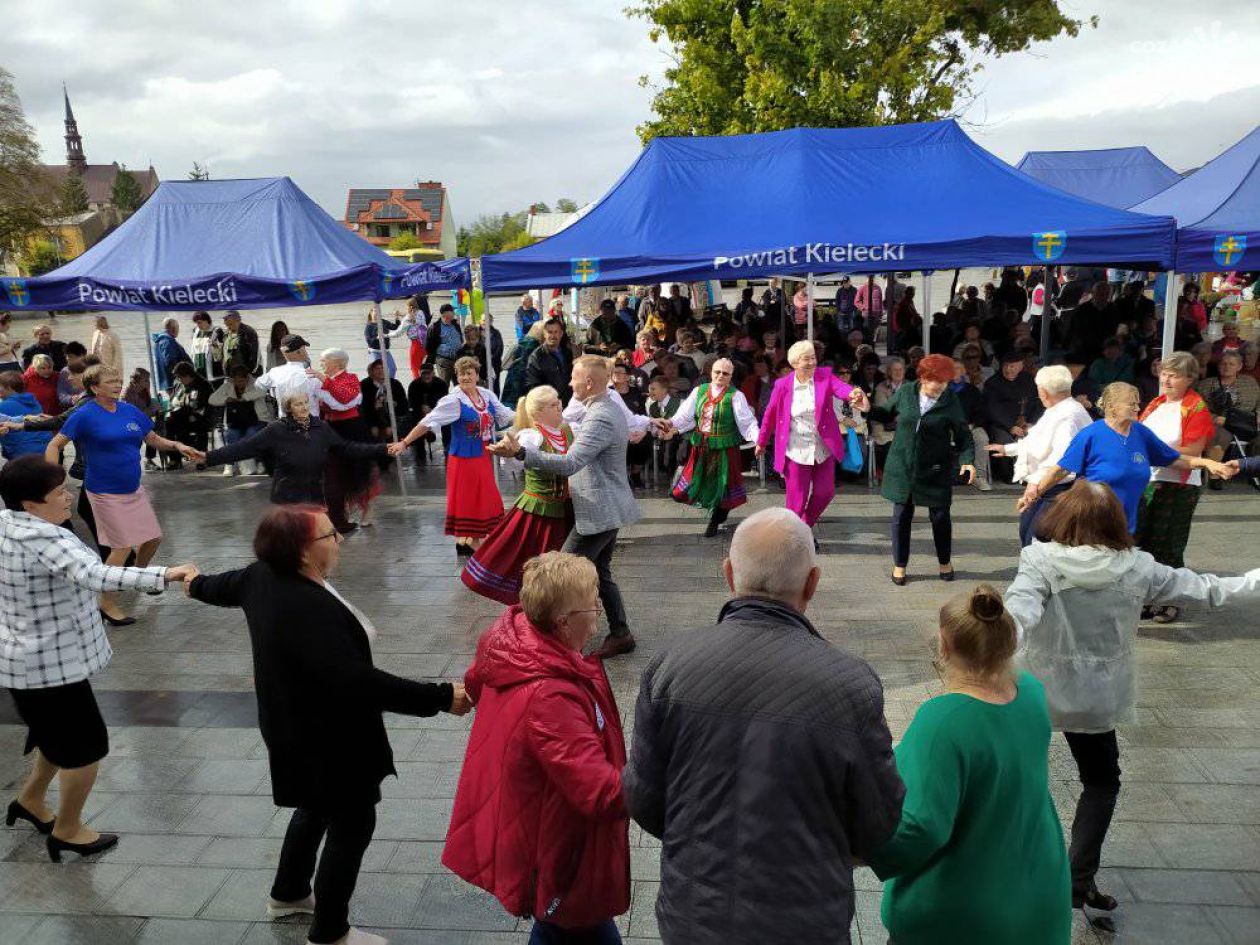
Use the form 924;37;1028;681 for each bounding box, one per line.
87;487;162;548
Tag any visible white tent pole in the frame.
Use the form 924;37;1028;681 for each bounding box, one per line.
375;301;407;495
806;273;815;343
1161;270;1180;360
142;311;159;396
569;287;578;333
921;271;932;353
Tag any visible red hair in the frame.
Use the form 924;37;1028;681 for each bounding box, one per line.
916;353;955;384
253;504;325;575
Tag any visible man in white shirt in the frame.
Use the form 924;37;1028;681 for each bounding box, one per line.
256;335;322;418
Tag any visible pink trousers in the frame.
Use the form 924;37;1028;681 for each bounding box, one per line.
784;457;835;526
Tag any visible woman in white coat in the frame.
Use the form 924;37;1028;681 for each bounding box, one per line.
1004;479;1260;928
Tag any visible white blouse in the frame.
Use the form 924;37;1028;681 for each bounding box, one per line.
1001;396;1092;485
423;386;515;431
668;384;759;442
562;387;651;436
786;379;829;465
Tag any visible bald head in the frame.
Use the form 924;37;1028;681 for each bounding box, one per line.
724;508;820;612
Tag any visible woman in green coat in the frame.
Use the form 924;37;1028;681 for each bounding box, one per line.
867;353;976;584
867;585;1072;945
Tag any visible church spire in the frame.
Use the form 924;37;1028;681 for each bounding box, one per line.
63;83;86;173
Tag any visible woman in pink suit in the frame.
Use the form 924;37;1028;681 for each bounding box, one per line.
756;341;870;536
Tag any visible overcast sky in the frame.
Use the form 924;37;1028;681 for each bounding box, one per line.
8;0;1260;226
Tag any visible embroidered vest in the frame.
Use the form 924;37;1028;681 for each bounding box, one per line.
690;383;742;449
516;426;573;518
449;396;492;458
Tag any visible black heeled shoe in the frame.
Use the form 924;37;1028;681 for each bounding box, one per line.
46;831;119;862
6;800;54;835
1073;885;1119;932
939;567;956;582
99;611;136;627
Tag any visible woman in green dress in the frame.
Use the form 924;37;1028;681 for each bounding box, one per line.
867;585;1071;945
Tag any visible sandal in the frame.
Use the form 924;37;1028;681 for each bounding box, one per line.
1152;606;1180;624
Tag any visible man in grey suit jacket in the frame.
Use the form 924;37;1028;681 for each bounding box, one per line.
491;355;641;658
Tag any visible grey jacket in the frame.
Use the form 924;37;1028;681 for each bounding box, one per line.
623;597;904;945
524;393;641;535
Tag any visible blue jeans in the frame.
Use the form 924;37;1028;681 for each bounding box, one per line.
528;919;621;945
225;423;267;446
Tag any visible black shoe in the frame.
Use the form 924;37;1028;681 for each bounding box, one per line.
335;523;359;536
703;521;721;538
100;611;136;628
455;543;474;557
6;800;54;835
1209;476;1224;491
891;571;908;586
939;567;956;582
594;633;636;659
813;536;820;553
46;832;118;862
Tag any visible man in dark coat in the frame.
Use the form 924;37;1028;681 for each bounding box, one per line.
21;324;68;371
525;318;573;404
984;351;1043;483
585;299;635;355
221;311;261;376
1066;282;1121;366
624;508;903;945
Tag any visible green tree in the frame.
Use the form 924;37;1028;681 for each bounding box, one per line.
0;67;55;265
457;210;530;257
58;172;89;214
188;161;211;181
388;231;424;251
628;0;1094;142
20;239;61;276
110;164;144;212
501;231;539;252
555;198;580;213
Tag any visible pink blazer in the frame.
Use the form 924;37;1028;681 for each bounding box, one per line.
756;367;854;473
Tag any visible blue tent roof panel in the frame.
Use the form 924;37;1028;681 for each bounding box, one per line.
482;120;1176;290
1015;146;1181;209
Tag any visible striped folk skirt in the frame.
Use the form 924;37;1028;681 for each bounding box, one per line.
444;452;503;539
1135;481;1200;569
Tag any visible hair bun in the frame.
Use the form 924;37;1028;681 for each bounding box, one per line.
968;586;1005;623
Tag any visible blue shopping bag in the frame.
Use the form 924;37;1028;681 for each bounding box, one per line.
841;427;864;473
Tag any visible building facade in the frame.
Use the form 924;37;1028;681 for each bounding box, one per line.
343;182;457;259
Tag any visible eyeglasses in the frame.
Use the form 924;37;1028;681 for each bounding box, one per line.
563;604;604;618
313;530;342;543
712;369;733;376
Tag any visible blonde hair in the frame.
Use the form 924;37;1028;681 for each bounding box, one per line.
1098;381;1139;418
938;584;1017;678
514;384;560;433
31;353;54;371
786;340;817;367
573;354;610;377
526;321;547;344
520;551;598;632
81;363;120;392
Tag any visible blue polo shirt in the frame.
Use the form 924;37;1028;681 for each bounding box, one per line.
59;400;153;494
1057;419;1181;532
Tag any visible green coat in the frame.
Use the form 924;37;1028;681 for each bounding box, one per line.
872;381;975;508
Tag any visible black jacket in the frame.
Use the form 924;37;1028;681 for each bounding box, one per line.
624;597;903;945
984;371;1044;444
223;323;260;375
360;377;409;432
525;344;572;404
205;417;386;504
189;561;453;807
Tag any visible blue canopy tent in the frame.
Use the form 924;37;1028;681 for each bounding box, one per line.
481;120;1176;304
0;177;472;489
1015;147;1181;210
1131;125;1260;273
0;177;470;312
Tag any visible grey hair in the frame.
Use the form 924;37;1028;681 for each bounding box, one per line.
320;347;349;366
1034;365;1073;396
728;507;817;600
163;317;179;331
31;353;53;370
1219;349;1244;366
786;340;816;367
1161;351;1199;379
282;392;311;411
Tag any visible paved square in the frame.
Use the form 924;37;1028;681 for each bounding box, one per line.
1;308;1257;944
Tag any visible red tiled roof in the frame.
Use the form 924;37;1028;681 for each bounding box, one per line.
344;184;445;246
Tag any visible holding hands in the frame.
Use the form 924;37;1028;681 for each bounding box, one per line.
447;682;473;716
848;387;870;412
386;441;409;457
486;431;520;458
164;563;200;587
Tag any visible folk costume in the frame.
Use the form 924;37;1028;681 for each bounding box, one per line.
422;386;514;547
665;382;759;536
461;424;576;604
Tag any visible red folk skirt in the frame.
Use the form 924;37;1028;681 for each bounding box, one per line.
445;452;503;538
671;443;747;511
460;503;574;604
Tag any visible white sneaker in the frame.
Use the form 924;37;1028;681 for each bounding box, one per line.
308;929;388;945
222;464;238;477
267;893;316;918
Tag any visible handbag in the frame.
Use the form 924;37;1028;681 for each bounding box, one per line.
841;427;864;473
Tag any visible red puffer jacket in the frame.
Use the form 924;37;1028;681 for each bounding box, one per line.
443;605;629;929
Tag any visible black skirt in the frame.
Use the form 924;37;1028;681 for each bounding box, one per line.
10;679;109;769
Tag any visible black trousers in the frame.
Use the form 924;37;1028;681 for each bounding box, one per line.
891;500;952;567
272;803;377;944
1064;730;1121;896
564;528;630;636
